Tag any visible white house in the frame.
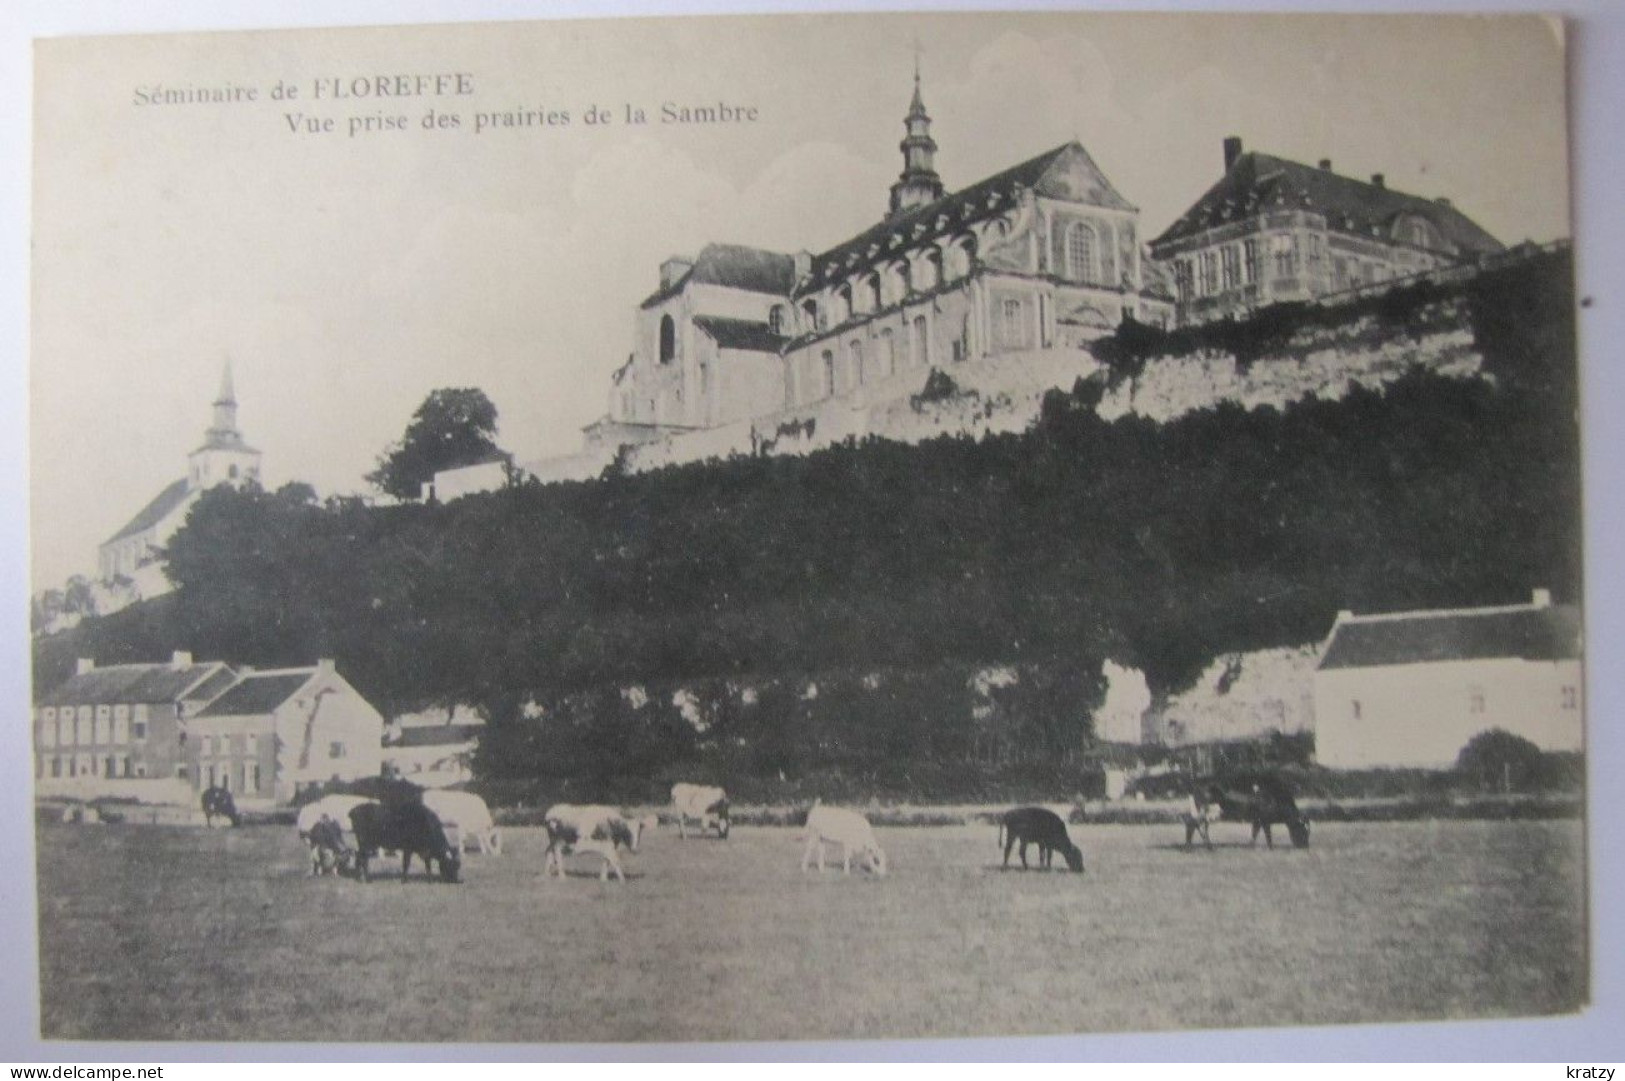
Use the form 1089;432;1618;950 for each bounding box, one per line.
1313;589;1582;769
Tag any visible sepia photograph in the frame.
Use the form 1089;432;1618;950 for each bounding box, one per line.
17;5;1608;1053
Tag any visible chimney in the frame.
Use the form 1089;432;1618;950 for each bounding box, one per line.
1335;610;1353;623
660;256;694;290
75;657;95;676
1223;136;1243;172
793;250;812;280
171;650;193;669
239;665;255;676
1370;173;1386;188
317;658;337;676
1531;588;1552;608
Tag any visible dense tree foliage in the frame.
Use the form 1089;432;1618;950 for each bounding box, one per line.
34;252;1578;799
367;388;508;500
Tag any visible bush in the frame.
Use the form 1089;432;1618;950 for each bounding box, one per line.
1456;729;1549;793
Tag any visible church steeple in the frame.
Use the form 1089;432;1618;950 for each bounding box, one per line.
888;55;946;218
188;360;261;491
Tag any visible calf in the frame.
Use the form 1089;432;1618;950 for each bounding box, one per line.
305;815;351;876
998;807;1085;872
801;802;887;876
671;783;731;840
349;800;462;882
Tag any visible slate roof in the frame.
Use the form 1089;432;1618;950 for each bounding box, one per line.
194;671;314;717
105;478;192;544
1318;604;1581;671
1152;151;1504;257
385;723;484;749
693;315;790;353
36;661;233;707
804;142;1134;290
641;243;798;308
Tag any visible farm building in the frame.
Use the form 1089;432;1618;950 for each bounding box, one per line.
1152;645;1318;747
381;705;484;787
185;659;384;806
32;651;237;801
1313;590;1582;769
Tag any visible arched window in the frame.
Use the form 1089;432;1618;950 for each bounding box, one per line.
923;248;944;288
910;315;928;368
659;315;676;364
821;351;836;398
849;340;864;387
836;283;853;324
768;305;786;335
878;328;896;379
800;299;819;333
1068;223;1097;285
866;275;882;312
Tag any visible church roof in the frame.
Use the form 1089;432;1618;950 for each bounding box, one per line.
1151;151;1504;257
1318;602;1580;671
194;671;316;717
803;141;1135;290
640;243;798;308
36;660;234;707
104;478;192;545
693;315;790;353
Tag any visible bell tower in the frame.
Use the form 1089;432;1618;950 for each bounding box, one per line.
888;56;946;217
186;361;262;492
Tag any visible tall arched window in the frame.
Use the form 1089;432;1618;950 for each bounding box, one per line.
659;315;676;364
821;351;836;397
849;340;865;387
1068;223;1097;285
878;328;895;379
866;274;882;312
768;305;786;335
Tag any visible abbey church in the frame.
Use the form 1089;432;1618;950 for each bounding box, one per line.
580;71;1177;457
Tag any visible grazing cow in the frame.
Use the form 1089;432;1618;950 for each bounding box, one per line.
422;790;501;855
541;804;648;882
1203;781;1311;849
348;800;462;882
671;783;731;840
305;815;352;876
998;807;1085;872
801;802;887;876
201;786;240;828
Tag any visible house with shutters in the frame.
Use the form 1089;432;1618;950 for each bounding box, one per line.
32;652;238;797
183;660;384;806
1149;137;1504;327
1312;590;1582;769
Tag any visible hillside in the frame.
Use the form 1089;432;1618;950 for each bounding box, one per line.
33;248;1579;800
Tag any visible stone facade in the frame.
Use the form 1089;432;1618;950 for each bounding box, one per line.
1149;137;1503;327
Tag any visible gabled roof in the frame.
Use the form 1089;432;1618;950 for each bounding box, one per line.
804;141;1133;291
193;671;315;717
385;723;484;749
640;243;797;308
693;315;790;354
1151;151;1504;257
1318;602;1580;671
36;661;234;707
104;478;192;544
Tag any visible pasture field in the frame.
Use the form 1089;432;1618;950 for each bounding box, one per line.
36;818;1586;1043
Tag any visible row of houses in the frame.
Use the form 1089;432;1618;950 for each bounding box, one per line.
30;654;481;807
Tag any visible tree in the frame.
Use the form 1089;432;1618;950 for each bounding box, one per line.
367;388;507;501
1456;729;1545;793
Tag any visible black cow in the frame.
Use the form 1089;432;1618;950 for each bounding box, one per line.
201;786;240;828
1203;781;1311;849
998;807;1085;872
349;800;461;883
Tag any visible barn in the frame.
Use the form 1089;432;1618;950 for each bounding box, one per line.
1313;589;1582;769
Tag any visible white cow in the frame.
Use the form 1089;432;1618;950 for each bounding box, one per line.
295;794;375;875
801;802;887;876
541;804;656;882
422;790;501;855
671;783;731;840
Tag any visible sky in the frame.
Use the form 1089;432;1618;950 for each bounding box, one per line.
28;12;1570;591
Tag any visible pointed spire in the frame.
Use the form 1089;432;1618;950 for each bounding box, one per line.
908;40;927;117
889;46;946;218
215;359;236;407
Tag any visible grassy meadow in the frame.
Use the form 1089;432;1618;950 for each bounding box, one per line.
36;817;1586;1043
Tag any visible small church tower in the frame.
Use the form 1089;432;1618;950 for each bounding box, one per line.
888;60;946;217
186;361;261;491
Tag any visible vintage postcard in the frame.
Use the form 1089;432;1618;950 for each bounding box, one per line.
28;11;1582;1045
